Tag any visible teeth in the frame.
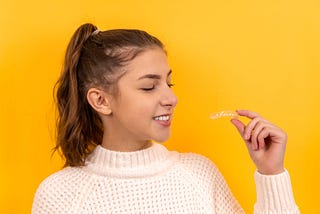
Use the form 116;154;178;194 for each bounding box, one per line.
154;115;170;121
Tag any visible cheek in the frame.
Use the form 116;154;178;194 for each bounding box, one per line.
115;80;160;114
118;94;156;119
134;102;155;118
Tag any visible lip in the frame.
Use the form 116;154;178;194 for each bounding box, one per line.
153;114;172;127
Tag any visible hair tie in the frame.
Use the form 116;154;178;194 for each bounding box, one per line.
91;29;101;36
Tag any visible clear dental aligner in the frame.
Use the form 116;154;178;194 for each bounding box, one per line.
209;110;239;120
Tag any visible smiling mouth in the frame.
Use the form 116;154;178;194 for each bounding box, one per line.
153;115;170;121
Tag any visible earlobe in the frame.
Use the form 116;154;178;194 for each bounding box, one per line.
87;88;112;115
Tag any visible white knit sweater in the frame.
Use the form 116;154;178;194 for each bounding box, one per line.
32;143;299;213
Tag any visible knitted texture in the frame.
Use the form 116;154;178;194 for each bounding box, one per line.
254;171;300;214
32;143;299;213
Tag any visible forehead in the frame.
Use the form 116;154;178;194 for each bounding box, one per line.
124;47;170;78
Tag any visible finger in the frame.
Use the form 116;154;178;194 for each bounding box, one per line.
230;118;245;138
257;127;269;150
244;117;260;140
244;116;272;141
236;109;260;119
231;118;253;150
251;121;272;147
251;128;258;150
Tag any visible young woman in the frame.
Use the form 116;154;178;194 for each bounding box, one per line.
32;23;299;213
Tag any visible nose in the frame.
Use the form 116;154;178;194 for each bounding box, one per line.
160;86;178;108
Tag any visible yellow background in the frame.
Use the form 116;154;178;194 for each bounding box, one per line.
1;0;319;213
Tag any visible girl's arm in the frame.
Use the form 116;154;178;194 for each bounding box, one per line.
231;110;299;213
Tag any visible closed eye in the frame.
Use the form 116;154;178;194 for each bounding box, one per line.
141;83;174;91
141;86;155;91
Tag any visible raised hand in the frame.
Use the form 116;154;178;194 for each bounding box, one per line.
230;110;286;175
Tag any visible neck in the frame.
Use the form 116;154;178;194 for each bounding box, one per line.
101;134;153;152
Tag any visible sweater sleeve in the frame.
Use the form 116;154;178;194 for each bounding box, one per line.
180;153;299;213
254;170;300;214
180;153;245;213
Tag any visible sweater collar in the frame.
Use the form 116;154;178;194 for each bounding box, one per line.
84;143;179;178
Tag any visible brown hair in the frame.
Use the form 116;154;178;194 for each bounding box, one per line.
54;23;164;167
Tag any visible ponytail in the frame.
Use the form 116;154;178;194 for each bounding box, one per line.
54;23;103;167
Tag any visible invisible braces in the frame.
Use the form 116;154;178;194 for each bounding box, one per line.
209;110;238;120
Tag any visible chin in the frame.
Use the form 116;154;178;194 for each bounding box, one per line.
152;135;170;143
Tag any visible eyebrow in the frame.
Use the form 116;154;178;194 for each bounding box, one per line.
137;70;172;80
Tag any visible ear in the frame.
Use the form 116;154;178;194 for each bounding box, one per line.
86;88;112;115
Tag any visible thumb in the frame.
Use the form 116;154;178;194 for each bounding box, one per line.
231;119;252;151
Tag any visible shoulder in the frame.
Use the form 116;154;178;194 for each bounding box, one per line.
35;167;82;191
179;152;217;169
174;152;228;198
32;167;84;212
178;152;222;180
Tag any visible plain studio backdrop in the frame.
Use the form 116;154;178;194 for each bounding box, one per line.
1;0;319;213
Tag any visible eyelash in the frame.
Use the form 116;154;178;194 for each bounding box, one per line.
142;83;175;91
142;87;155;91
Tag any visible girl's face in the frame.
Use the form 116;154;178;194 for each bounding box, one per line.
105;47;178;146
